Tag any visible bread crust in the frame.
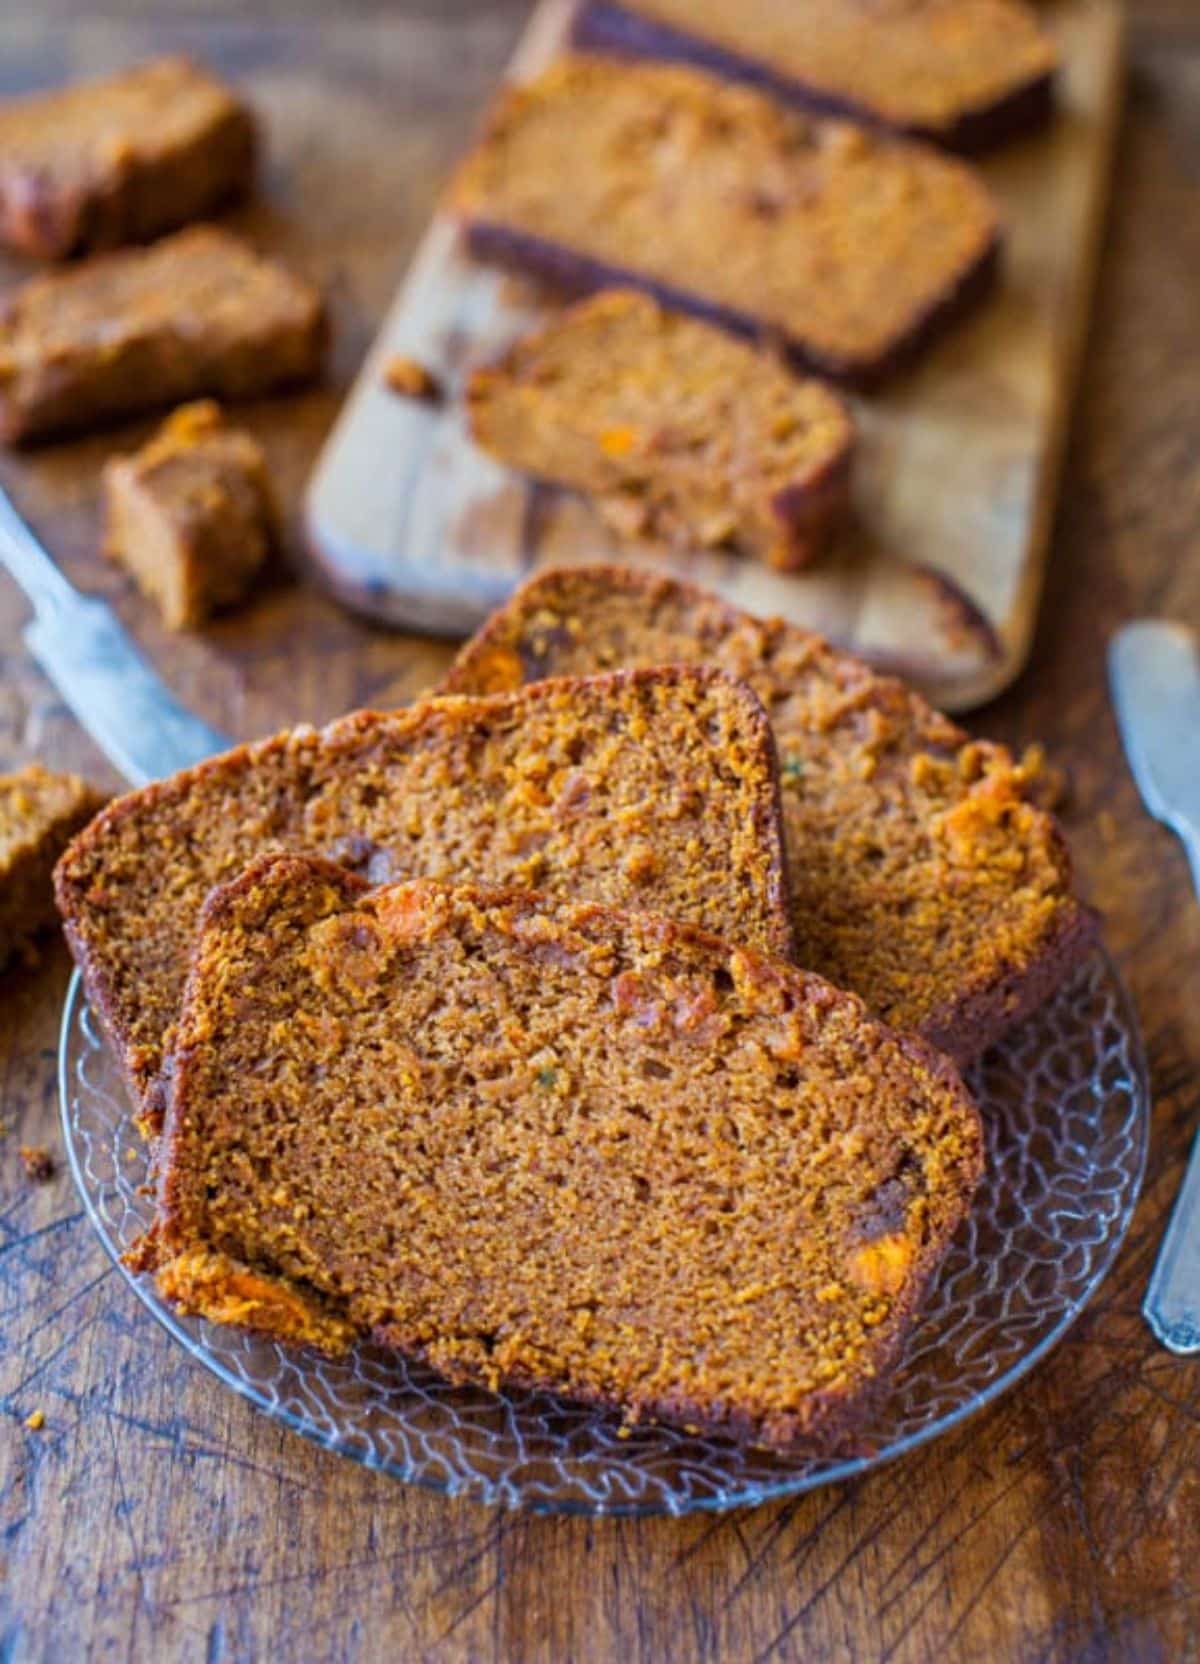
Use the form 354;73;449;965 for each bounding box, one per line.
145;853;983;1455
466;289;855;570
573;1;1057;155
55;666;795;1127
443;564;1097;1065
0;766;105;972
0;57;256;259
462;218;1000;394
0;226;326;443
454;56;1002;388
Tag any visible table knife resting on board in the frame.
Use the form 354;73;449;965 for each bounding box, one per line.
0;484;228;787
1109;619;1200;1354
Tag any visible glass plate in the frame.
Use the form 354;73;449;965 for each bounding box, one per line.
60;948;1149;1516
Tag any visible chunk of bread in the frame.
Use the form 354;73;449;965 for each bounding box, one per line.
443;566;1096;1065
143;854;984;1452
453;55;1000;386
574;0;1057;153
0;226;325;442
55;667;793;1126
0;765;105;970
103;401;277;629
0;56;255;259
467;289;854;571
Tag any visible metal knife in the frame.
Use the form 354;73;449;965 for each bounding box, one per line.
0;484;228;787
1109;619;1200;1355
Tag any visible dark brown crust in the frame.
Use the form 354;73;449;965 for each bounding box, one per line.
768;440;855;570
0;774;106;972
466;295;856;571
58;908;168;1129
922;900;1100;1068
898;562;1006;670
151;853;982;1456
573;1;1057;155
54;664;796;1125
442;563;1096;1064
101;402;277;630
0;229;327;444
370;1298;904;1458
0;61;256;260
461;218;1001;391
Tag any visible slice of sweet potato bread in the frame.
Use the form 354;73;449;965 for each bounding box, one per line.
442;566;1096;1065
466;289;854;571
0;56;256;259
452;55;1000;386
54;666;792;1126
573;0;1058;154
143;855;984;1453
0;765;106;971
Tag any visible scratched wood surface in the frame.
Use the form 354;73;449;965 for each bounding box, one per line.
0;5;1198;1661
305;0;1121;713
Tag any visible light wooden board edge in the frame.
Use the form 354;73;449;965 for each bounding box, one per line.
949;0;1126;708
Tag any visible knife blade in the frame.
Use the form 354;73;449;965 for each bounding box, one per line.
1109;618;1200;1355
0;483;228;787
1109;620;1200;896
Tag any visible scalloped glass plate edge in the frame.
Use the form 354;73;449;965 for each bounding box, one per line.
59;947;1149;1517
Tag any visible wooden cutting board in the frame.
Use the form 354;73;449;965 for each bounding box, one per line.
305;0;1123;712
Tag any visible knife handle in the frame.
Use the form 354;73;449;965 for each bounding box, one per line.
1144;1123;1200;1354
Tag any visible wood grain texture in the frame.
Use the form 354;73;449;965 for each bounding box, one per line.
1;5;1199;1661
306;0;1122;712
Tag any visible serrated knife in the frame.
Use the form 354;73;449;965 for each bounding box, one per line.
0;484;228;787
1109;619;1200;1355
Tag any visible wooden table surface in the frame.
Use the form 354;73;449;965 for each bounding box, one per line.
1;3;1198;1659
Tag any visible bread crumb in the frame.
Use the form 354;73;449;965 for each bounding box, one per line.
24;1408;45;1431
384;356;442;402
103;400;277;631
19;1145;55;1183
1017;743;1071;813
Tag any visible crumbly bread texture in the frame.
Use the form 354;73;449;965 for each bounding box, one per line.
0;225;325;442
383;355;443;402
467;290;854;571
0;56;256;260
453;55;1000;386
55;667;793;1125
0;765;105;972
142;855;984;1452
103;401;278;629
443;567;1096;1065
574;0;1057;153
